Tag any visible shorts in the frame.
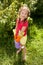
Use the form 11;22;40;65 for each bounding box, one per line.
13;29;27;49
14;35;27;49
14;40;21;49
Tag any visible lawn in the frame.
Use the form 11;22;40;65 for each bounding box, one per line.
0;24;43;65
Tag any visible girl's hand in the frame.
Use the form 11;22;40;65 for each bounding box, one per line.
18;30;24;37
13;29;16;35
13;29;14;33
18;26;26;36
21;26;26;32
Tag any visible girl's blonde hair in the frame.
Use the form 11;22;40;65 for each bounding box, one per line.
17;4;30;18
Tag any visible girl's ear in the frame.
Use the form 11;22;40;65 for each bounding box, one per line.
27;9;30;17
28;9;30;16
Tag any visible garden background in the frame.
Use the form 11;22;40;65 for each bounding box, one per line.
0;0;43;65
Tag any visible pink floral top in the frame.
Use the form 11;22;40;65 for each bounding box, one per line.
16;19;28;36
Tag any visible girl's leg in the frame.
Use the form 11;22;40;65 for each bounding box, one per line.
22;46;27;61
16;48;22;54
16;45;27;61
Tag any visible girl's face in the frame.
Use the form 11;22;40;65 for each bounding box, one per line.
20;9;28;20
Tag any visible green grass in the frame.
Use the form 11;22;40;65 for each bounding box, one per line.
0;25;43;65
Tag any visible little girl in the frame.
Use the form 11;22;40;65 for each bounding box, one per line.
13;4;30;61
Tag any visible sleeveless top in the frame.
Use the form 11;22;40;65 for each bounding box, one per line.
16;18;28;36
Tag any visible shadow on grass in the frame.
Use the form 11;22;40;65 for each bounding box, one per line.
13;51;26;65
4;41;26;65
